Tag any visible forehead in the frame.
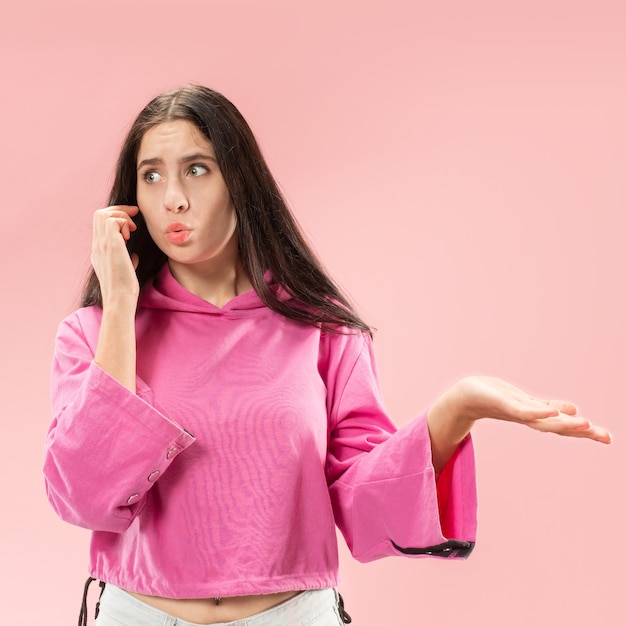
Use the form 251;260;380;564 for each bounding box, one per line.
137;119;214;159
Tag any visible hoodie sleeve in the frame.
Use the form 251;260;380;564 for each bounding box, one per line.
43;310;196;533
323;331;477;562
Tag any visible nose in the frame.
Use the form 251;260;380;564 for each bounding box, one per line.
163;177;189;213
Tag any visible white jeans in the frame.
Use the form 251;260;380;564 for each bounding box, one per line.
94;584;346;626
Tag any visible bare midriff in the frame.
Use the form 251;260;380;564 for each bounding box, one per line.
126;589;302;624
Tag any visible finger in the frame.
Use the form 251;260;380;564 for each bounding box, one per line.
554;424;612;445
93;208;138;232
517;395;577;420
94;212;137;243
589;425;612;444
94;206;138;219
525;413;589;433
130;253;139;270
512;399;561;421
109;204;140;216
546;399;578;416
102;216;134;241
526;415;612;444
101;212;138;230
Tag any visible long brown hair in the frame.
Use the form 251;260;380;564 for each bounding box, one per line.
81;85;371;334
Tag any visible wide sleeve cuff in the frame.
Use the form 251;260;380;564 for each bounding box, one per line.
329;411;477;562
44;361;196;532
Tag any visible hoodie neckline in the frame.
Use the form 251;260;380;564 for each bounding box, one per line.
139;263;288;315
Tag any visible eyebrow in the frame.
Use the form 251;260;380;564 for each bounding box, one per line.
136;153;217;170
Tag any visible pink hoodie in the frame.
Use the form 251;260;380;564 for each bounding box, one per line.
44;265;477;598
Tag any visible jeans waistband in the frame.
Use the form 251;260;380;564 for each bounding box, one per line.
95;583;340;626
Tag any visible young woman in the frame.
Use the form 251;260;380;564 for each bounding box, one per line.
43;85;611;626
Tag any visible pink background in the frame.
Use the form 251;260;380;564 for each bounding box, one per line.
1;1;624;624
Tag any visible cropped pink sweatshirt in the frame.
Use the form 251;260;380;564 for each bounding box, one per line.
44;265;477;599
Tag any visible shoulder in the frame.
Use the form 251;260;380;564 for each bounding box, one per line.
318;327;373;381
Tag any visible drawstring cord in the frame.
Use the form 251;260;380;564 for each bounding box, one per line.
95;580;107;619
338;592;352;624
79;577;106;626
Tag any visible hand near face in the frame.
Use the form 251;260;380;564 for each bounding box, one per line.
91;205;140;306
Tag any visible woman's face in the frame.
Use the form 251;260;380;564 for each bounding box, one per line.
136;119;237;272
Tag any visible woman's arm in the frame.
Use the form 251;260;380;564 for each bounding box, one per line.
43;206;199;533
324;332;478;561
91;205;141;392
324;333;610;561
427;376;612;475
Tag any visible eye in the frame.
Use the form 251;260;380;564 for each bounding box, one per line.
143;170;162;184
188;164;209;177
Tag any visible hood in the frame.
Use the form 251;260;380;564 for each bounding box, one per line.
139;263;292;316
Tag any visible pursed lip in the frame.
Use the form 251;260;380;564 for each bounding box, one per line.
166;222;191;234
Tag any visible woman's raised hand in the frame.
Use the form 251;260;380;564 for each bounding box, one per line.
453;376;611;444
427;376;611;475
91;206;140;305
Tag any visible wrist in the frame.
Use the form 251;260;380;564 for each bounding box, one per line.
101;291;139;313
430;381;474;442
451;377;478;424
427;381;474;475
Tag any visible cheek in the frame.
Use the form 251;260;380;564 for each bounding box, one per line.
207;192;236;230
224;206;237;235
136;186;150;211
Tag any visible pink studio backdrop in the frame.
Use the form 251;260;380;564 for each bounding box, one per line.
1;1;624;624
